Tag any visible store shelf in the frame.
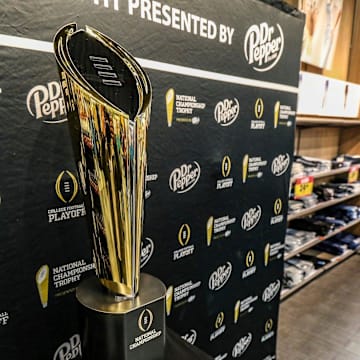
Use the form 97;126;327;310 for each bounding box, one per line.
281;250;356;300
322;249;355;271
296;116;360;127
281;268;323;300
291;167;351;184
287;191;360;221
284;218;360;260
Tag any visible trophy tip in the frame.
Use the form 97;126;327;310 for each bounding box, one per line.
53;23;77;52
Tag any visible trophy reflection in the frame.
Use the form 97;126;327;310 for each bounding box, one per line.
54;23;165;360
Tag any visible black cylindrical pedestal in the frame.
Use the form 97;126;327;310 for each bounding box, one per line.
77;273;166;360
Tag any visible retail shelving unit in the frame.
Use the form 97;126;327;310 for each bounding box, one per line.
281;249;355;300
287;191;360;221
296;116;360;127
290;166;352;183
284;217;360;260
281;118;360;300
280;0;360;300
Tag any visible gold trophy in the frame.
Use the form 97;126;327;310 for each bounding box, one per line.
242;154;249;184
35;265;49;309
234;300;240;324
206;216;214;246
274;101;280;128
264;243;271;267
165;88;175;127
53;23;165;360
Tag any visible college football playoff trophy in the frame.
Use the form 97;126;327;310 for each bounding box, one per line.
53;24;166;360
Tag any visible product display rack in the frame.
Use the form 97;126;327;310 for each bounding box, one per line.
282;115;360;299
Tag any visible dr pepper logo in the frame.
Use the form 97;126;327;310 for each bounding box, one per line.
271;153;290;176
244;22;284;72
53;334;81;360
232;333;252;358
169;162;201;193
214;98;239;126
140;237;154;269
182;329;197;345
241;206;262;231
262;280;281;302
208;262;232;291
26;81;67;123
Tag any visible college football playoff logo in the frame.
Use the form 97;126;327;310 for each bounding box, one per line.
222;156;232;177
138;309;153;332
178;224;191;246
55;170;78;203
215;312;225;329
274;198;282;215
265;319;273;333
254;98;264;119
246;250;255;268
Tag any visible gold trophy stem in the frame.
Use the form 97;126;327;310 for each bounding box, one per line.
54;24;151;298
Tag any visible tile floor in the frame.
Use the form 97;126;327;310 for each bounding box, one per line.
277;253;360;360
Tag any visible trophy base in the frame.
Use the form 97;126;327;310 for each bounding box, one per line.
76;273;166;360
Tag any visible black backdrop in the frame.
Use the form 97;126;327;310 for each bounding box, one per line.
0;1;304;359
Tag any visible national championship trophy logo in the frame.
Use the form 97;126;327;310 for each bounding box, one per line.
35;265;49;308
206;216;214;246
242;154;249;184
274;101;280;129
234;300;240;324
53;23;165;360
264;243;271;267
165;88;175;127
166;285;174;316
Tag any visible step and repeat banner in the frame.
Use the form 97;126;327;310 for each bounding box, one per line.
0;1;304;359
